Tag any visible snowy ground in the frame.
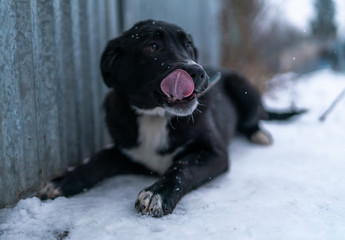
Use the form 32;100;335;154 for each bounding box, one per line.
1;69;345;240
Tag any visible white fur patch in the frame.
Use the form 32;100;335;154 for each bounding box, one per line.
122;111;179;174
165;99;199;117
186;59;203;69
132;106;166;116
250;130;273;145
37;182;62;199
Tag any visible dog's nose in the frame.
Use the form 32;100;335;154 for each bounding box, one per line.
186;65;209;93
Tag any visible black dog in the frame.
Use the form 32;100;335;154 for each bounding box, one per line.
38;20;302;217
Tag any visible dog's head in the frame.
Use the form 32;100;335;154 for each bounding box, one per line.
100;20;209;116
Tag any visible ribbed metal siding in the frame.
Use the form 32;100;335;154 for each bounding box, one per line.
0;0;119;207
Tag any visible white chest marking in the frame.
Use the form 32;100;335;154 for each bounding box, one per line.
123;108;178;174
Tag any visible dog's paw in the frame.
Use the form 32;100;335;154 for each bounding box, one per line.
250;130;273;145
37;182;62;200
135;190;165;217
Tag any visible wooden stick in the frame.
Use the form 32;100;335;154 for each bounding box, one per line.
319;88;345;122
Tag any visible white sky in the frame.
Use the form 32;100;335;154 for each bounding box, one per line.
266;0;345;37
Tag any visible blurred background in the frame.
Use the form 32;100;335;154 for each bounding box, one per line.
120;0;345;90
0;0;344;207
220;0;345;90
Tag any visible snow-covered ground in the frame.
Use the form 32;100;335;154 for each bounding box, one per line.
1;69;345;240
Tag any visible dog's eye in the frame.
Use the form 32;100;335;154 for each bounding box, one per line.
185;42;192;49
148;43;158;52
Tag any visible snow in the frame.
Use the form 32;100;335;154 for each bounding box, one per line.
1;69;345;240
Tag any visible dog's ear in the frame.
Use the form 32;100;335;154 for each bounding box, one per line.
100;38;123;88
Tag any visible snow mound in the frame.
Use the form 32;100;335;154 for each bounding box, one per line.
1;69;345;240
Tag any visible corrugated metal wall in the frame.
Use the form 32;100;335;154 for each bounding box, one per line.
0;0;119;208
0;0;221;208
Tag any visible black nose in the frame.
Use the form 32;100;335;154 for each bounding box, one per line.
186;65;209;93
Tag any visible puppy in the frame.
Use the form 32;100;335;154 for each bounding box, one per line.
38;20;302;217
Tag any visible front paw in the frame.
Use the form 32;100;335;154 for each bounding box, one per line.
135;190;170;217
37;182;63;200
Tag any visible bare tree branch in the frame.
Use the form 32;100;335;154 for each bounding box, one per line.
319;88;345;121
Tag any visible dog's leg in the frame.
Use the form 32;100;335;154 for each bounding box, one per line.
222;71;273;145
135;145;228;217
38;147;153;199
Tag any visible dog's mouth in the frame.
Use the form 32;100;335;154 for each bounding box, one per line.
166;92;197;104
160;69;221;116
159;68;221;117
159;69;199;116
160;69;195;102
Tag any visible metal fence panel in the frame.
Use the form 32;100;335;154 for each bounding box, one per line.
0;0;119;208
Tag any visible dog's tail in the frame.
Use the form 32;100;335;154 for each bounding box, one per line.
261;109;307;121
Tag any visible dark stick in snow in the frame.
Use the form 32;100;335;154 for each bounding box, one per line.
319;88;345;122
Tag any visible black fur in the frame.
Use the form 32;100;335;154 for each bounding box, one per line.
38;20;303;217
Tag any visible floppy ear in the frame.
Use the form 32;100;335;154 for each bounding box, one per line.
100;38;123;88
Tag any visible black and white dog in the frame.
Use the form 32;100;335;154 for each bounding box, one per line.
38;20;303;217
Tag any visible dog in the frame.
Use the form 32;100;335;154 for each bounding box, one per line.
38;20;303;217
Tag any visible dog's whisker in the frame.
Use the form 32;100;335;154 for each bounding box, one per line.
191;113;195;123
195;107;202;113
169;117;176;130
187;114;194;124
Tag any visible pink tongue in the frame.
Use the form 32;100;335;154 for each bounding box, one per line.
160;69;194;100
